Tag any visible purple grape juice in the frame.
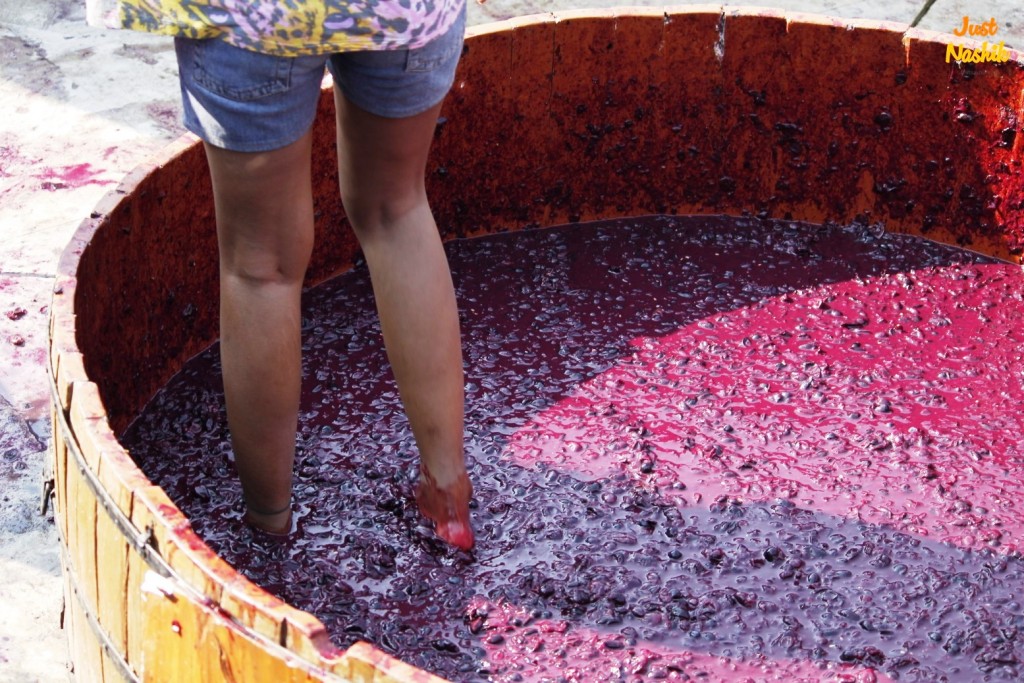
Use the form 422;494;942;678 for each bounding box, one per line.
124;216;1024;682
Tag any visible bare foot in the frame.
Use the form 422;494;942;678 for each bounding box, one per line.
416;468;474;550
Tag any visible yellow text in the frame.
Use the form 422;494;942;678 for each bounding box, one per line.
945;41;1011;64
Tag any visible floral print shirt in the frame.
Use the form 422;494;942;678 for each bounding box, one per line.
86;0;465;56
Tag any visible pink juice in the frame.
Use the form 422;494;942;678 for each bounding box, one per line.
123;216;1024;682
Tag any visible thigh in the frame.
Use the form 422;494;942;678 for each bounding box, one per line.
175;37;329;153
204;131;316;282
333;93;444;224
330;7;465;218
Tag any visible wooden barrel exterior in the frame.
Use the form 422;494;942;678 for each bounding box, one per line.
49;8;1023;682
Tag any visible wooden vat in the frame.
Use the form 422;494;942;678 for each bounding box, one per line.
48;8;1023;682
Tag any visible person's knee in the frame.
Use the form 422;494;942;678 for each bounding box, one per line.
342;187;428;238
220;241;310;287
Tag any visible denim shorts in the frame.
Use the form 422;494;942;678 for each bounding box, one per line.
174;6;466;153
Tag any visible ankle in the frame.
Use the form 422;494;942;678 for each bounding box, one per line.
419;462;468;490
243;499;292;535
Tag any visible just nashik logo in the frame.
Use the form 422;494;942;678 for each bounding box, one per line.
945;16;1011;63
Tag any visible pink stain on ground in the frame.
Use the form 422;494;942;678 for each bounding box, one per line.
34;163;113;191
0;147;24;177
0;142;36;185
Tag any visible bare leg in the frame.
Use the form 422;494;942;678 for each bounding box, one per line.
334;90;473;549
204;132;315;534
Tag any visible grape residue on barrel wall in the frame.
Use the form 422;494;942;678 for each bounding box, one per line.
123;216;1024;682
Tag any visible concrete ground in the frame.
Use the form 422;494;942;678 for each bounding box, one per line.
0;0;1018;680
